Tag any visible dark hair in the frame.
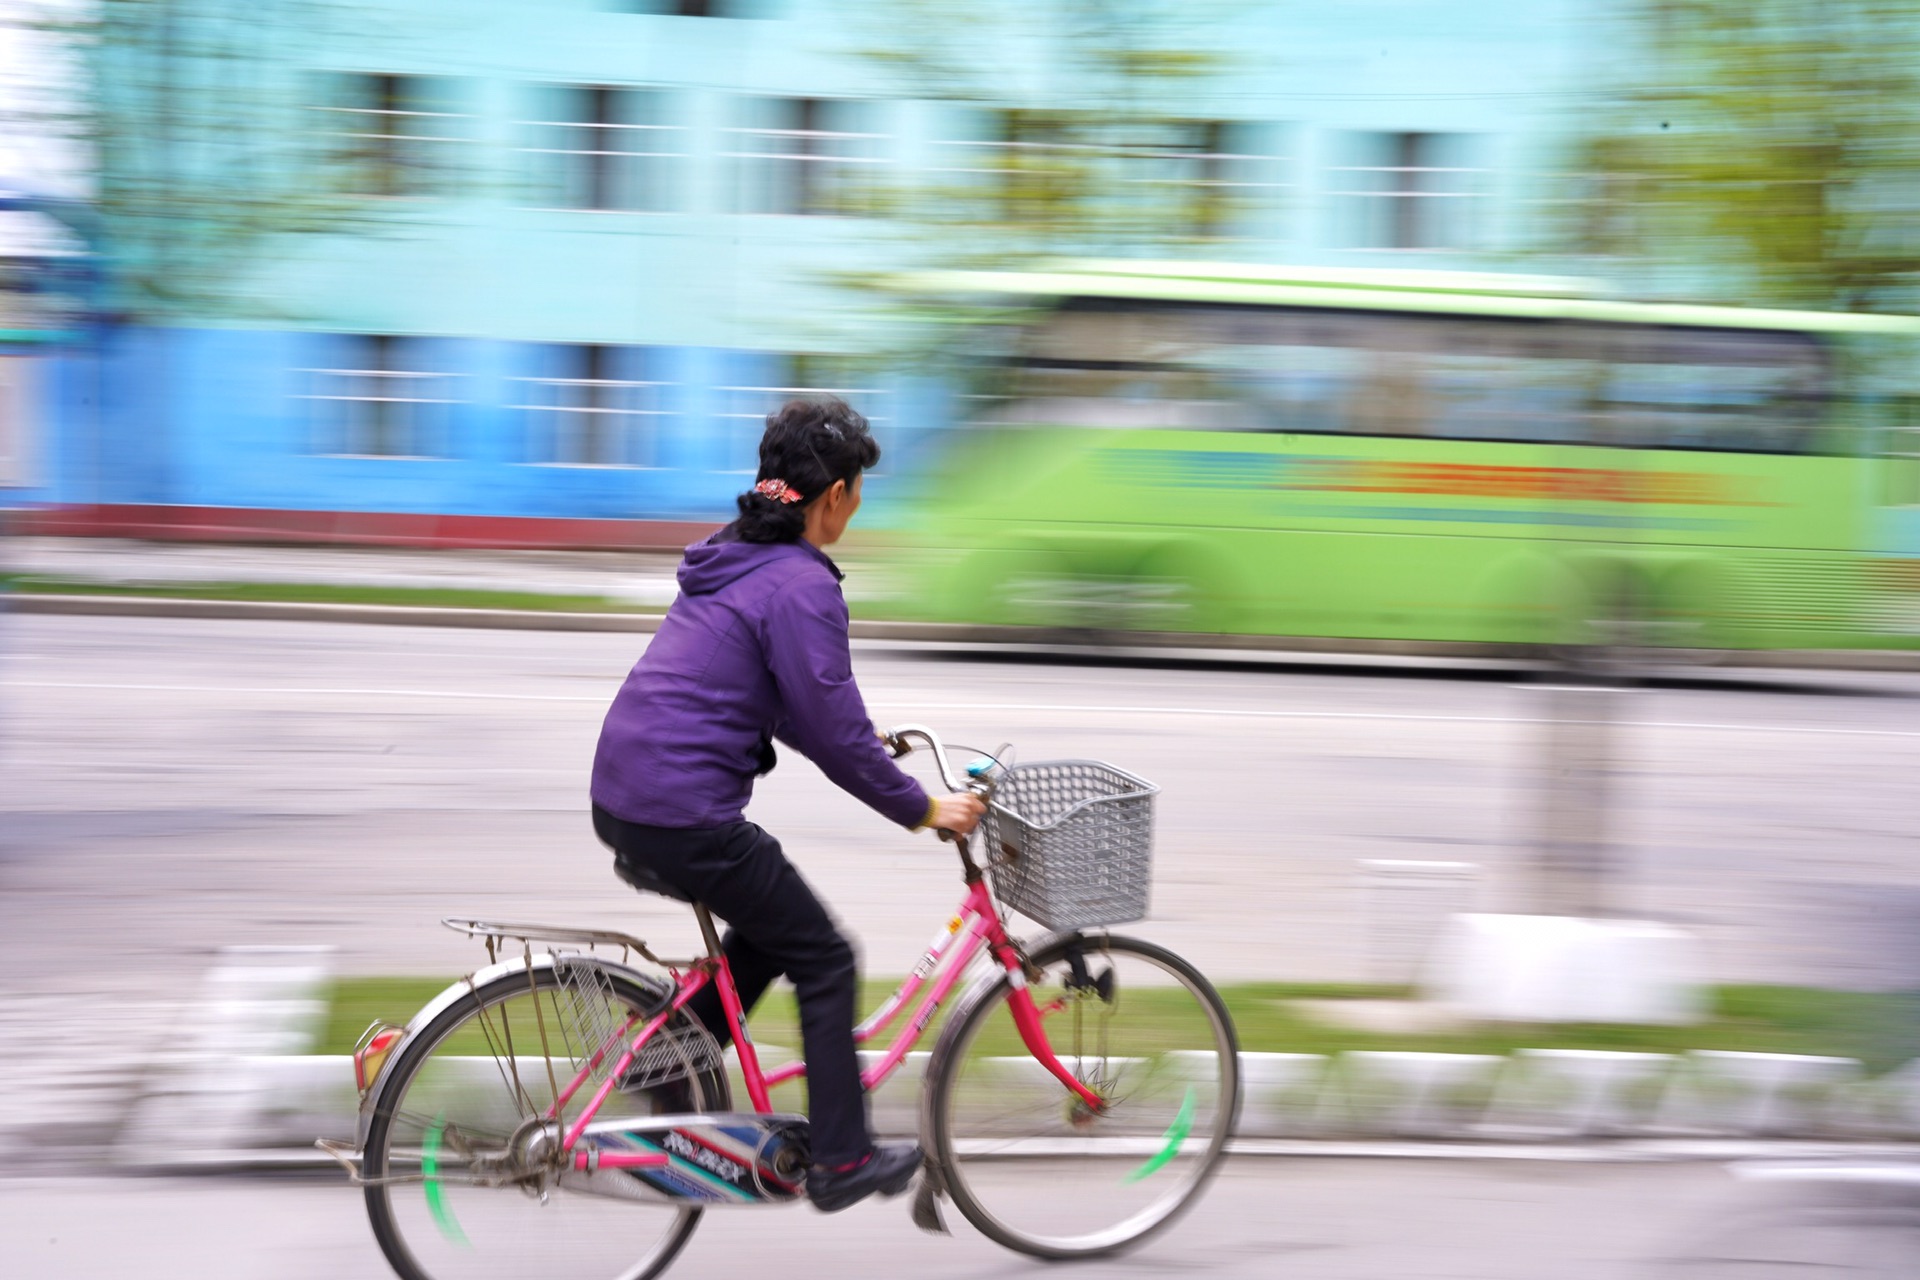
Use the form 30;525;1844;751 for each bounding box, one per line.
732;395;881;543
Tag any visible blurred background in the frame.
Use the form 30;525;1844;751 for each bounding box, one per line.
5;2;1920;1277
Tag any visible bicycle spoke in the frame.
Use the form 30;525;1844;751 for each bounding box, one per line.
930;936;1238;1259
364;966;724;1280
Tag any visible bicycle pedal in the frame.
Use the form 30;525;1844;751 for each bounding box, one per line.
909;1177;949;1236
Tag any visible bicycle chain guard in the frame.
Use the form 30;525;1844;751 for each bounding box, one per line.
560;1112;812;1207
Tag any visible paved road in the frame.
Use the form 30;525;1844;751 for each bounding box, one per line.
8;1158;1919;1280
6;613;1920;1000
5;614;1920;1187
0;1159;1820;1280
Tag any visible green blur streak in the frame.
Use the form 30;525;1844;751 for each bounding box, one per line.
422;1118;469;1247
1125;1086;1195;1184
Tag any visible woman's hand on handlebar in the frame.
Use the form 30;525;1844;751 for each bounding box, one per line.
929;792;986;837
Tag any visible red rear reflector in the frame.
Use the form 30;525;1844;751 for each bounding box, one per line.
355;1027;404;1092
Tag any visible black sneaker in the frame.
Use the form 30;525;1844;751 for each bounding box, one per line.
806;1141;922;1213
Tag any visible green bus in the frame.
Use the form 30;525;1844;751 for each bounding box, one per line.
891;260;1920;655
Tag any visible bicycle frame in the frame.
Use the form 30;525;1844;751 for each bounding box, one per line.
545;875;1102;1173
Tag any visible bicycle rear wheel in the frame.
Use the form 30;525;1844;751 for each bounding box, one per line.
925;933;1239;1259
363;962;729;1280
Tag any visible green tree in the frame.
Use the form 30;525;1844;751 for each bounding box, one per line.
819;0;1261;378
857;1;1247;257
1570;0;1920;312
70;0;367;320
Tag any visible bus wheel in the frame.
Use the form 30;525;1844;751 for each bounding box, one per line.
1122;544;1237;636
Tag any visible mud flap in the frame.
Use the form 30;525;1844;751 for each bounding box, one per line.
910;1158;950;1236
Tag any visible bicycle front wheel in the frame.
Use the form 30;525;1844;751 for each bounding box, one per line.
363;961;729;1280
925;933;1239;1259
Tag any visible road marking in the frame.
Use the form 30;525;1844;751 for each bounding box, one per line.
873;701;1920;742
1;679;605;703
6;680;1919;739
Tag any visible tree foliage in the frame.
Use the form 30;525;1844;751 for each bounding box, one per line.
823;0;1256;380
78;0;364;321
1572;0;1920;312
851;0;1252;259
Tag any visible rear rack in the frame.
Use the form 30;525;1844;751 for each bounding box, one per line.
440;917;700;969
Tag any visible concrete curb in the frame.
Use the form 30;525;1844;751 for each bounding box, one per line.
12;593;1920;670
103;954;1920;1175
118;1044;1920;1173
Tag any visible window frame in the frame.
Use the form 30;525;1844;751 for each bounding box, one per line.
316;72;469;199
510;343;672;468
298;334;460;459
725;96;888;217
1327;131;1484;252
517;84;678;213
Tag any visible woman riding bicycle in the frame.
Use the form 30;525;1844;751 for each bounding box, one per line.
590;396;985;1213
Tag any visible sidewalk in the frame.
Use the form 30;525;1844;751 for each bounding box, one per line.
9;535;1920;671
4;536;687;607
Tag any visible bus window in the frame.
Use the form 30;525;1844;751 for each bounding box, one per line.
1595;328;1829;454
1011;299;1832;453
1010;360;1250;430
1190;342;1363;434
1423;354;1593;443
1881;398;1920;506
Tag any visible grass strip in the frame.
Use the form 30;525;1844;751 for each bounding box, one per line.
317;976;1920;1073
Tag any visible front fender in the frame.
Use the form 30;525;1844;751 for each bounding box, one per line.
918;930;1085;1147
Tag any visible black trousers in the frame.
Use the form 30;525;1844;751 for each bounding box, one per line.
590;806;871;1167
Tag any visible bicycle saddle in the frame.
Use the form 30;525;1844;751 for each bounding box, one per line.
613;857;695;904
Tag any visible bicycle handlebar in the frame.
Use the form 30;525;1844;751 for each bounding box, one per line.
883;724;999;870
880;723;975;794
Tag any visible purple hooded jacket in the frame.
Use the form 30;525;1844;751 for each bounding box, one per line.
590;532;932;831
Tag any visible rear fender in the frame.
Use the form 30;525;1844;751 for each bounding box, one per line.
354;953;658;1149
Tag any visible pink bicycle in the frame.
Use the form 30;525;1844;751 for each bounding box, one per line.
325;725;1240;1279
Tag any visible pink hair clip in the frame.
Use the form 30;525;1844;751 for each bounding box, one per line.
754;478;804;505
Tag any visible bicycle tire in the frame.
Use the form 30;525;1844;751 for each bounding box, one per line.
924;932;1240;1260
363;963;730;1280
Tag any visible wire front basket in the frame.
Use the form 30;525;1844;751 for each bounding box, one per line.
981;760;1159;930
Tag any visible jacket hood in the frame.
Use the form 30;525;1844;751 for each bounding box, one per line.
676;533;840;597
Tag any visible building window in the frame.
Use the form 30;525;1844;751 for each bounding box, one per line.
626;1;759;17
301;335;457;457
716;356;886;471
728;98;885;216
513;344;668;467
1329;131;1480;251
318;73;468;198
936;110;1288;239
0;356;37;489
975;109;1089;225
520;85;675;212
1121;121;1290;239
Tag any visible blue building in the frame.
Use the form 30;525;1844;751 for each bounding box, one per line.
16;0;1602;546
